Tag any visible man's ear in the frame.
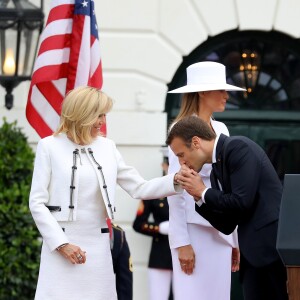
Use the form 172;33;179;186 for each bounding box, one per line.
191;136;201;149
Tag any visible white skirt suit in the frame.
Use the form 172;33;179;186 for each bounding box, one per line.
168;119;238;300
29;133;180;300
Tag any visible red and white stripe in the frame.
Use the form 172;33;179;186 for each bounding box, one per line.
26;0;102;138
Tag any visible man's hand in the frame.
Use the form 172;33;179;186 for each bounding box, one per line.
177;165;206;200
178;244;195;275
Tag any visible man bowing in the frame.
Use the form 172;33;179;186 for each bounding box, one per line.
166;116;288;300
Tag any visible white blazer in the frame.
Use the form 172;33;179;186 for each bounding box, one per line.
168;119;238;249
29;133;180;251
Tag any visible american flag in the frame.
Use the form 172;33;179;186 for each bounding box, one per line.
26;0;103;138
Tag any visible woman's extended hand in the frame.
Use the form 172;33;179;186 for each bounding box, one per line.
57;243;87;264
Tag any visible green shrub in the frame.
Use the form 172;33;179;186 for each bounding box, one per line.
0;119;41;300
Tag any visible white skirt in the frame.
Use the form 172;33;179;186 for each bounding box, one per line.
171;224;232;300
35;223;117;300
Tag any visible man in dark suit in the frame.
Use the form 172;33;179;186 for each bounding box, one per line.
166;116;288;300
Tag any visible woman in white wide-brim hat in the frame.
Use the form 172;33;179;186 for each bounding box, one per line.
167;61;245;300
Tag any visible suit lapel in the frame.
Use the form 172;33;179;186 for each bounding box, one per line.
215;134;227;163
210;165;219;190
211;134;229;191
214;134;226;178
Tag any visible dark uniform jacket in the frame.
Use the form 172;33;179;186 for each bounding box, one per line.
133;198;173;269
110;223;133;300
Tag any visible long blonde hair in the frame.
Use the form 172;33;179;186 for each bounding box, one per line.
172;92;200;125
54;86;113;145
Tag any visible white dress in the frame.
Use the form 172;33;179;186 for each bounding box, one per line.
35;148;117;300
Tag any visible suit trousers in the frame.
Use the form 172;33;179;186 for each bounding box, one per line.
240;254;288;300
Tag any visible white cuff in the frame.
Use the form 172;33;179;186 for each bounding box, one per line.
195;187;208;207
159;221;169;235
202;187;209;203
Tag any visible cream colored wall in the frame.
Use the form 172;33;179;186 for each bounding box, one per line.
1;0;300;299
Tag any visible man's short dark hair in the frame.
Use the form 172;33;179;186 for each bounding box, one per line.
166;116;216;147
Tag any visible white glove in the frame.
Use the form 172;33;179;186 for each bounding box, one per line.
159;221;169;235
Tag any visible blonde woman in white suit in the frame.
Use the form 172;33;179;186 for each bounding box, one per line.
167;62;244;300
29;86;181;300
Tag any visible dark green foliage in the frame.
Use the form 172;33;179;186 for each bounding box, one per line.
0;119;41;300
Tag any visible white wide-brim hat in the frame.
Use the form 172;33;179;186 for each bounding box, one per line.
168;61;246;93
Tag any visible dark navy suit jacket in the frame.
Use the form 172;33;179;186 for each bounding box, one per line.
196;134;282;268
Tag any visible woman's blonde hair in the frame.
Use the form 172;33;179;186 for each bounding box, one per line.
54;86;113;145
172;92;200;125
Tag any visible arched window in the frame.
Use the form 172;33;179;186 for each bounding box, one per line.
166;30;300;123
